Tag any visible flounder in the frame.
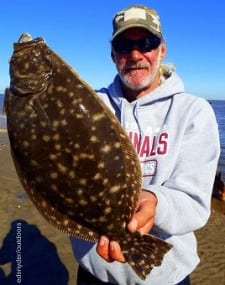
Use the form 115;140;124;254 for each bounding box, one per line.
4;33;171;280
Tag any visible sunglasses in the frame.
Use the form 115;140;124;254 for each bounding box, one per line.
112;35;161;54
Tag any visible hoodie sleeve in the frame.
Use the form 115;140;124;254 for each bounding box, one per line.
147;99;220;235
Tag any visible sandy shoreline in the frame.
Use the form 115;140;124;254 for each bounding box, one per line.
0;131;224;284
0;132;77;284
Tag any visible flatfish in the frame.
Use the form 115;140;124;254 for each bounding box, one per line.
4;33;171;280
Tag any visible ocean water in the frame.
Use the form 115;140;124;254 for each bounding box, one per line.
0;94;224;179
209;100;225;180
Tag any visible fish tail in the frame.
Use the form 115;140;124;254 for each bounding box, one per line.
120;232;172;280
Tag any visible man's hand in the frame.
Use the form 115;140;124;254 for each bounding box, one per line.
96;190;158;262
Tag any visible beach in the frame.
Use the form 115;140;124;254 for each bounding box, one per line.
0;131;225;285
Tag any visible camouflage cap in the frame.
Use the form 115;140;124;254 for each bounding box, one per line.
112;5;163;41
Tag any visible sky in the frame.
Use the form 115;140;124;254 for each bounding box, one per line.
1;0;225;100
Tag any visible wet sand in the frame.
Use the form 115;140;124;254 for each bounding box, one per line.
0;131;77;284
0;131;224;284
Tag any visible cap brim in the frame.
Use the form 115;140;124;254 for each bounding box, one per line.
111;23;161;41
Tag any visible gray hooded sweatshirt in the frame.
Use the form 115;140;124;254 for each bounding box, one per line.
70;72;220;285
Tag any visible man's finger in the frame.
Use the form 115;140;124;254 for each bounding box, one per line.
109;241;126;262
96;236;111;261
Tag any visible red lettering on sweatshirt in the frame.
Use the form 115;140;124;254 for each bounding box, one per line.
128;131;168;157
157;133;168;155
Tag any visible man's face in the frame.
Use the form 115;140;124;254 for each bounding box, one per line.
112;28;166;93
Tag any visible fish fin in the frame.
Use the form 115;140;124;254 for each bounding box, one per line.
120;232;172;280
16;174;99;243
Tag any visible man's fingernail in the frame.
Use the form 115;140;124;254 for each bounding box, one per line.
110;243;115;252
99;236;106;246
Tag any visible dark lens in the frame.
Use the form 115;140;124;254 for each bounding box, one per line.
112;35;161;54
141;36;161;52
112;38;133;54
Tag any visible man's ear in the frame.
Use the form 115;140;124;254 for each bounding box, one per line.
111;50;116;63
160;41;167;60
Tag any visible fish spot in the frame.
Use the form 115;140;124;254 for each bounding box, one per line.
88;232;95;237
98;191;104;198
57;163;67;174
22;140;30;148
50;172;58;179
104;207;112;215
30;113;38;119
49;153;57;160
125;155;131;160
80;153;94;160
110;185;120;193
24;62;30;70
52;120;59;128
60;119;67;126
79;199;88;206
107;223;114;231
76;84;84;89
79;178;87;186
41;201;47;208
74;143;80;149
114;142;120;148
97;162;105;169
93;173;102;180
63;219;69;226
40;121;48;127
30;160;38;166
90;135;98;143
76;114;84;119
101;145;111;153
60;108;66;115
120;133;127;139
68;91;74;97
65;147;72;153
73;155;79;164
103;178;109;185
99;216;107;222
65;197;74;204
53;133;60;141
77;188;84;196
92;113;105;121
54;144;61;150
56;86;67;94
50;184;57;191
42;135;50;142
59;193;65;199
68;170;75;179
90;195;97;202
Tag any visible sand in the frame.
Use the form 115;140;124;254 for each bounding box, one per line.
0;131;224;285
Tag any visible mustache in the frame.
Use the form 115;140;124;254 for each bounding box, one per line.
123;62;150;71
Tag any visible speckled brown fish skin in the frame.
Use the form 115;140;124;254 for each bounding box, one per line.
4;33;172;280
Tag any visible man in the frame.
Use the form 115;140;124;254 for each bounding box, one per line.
70;4;220;285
